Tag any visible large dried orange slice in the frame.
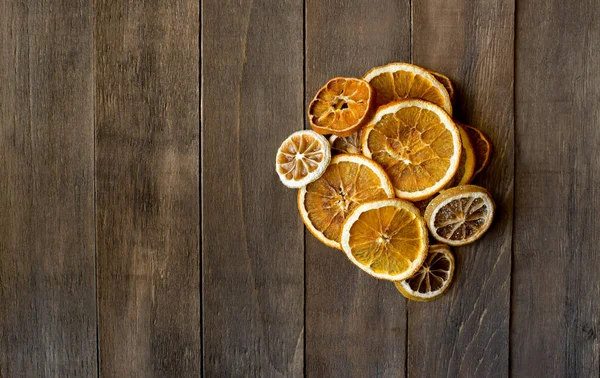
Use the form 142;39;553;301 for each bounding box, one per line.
464;125;492;176
429;70;455;101
340;198;428;281
362;99;462;201
298;154;394;249
363;63;452;115
308;77;374;137
276;130;331;188
395;244;454;302
329;130;362;155
449;123;476;186
424;185;495;246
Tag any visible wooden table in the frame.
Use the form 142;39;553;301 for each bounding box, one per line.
1;0;598;377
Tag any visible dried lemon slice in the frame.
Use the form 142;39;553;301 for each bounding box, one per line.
395;244;455;302
362;99;462;201
308;77;374;137
298;154;394;249
424;185;495;246
340;198;429;281
363;62;452;115
275;130;331;188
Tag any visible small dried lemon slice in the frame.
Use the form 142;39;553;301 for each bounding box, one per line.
429;71;455;102
329;130;362;155
308;77;374;137
463;125;492;176
362;99;462;201
298;154;394;249
275;130;331;188
449;123;476;186
363;62;452;115
395;244;454;302
424;185;495;246
340;198;429;281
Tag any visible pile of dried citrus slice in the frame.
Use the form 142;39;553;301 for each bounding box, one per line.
275;62;495;302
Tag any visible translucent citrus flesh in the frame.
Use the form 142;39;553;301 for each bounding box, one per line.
433;197;490;241
368;70;448;109
330;131;362;155
348;206;424;276
309;78;371;134
277;133;327;181
464;126;492;175
304;161;391;243
366;107;455;194
404;247;452;293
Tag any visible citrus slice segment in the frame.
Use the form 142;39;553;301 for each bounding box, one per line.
340;198;429;281
395;244;454;302
329;130;362;155
362;99;462;201
449;123;476;186
429;71;455;101
363;63;452;115
276;130;331;188
298;154;394;249
464;125;493;176
424;185;495;246
308;77;374;137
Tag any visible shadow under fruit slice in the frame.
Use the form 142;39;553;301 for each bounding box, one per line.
340;198;429;281
363;62;453;115
424;185;495;246
298;154;394;250
395;244;455;302
276;130;331;188
362;99;462;201
308;77;374;137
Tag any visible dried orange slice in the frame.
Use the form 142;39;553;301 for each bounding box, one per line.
275;130;331;188
340;198;429;281
298;154;394;249
329;130;362;155
363;63;452;115
424;185;495;246
308;77;374;137
429;71;455;101
464;125;492;176
362;99;462;201
449;123;476;186
395;244;454;302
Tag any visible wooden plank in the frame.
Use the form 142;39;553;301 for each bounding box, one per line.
409;1;514;376
512;1;600;376
0;1;96;376
95;1;200;376
304;1;411;376
201;1;304;376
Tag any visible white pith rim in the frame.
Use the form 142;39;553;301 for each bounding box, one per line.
362;99;462;201
340;198;428;281
276;130;331;188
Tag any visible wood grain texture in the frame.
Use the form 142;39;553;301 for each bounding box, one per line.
512;1;600;376
95;1;200;376
410;1;514;376
0;1;96;376
201;1;305;376
304;1;410;376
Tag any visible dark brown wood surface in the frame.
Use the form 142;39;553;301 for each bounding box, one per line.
0;0;599;377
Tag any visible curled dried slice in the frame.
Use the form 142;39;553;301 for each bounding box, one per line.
362;99;462;201
308;77;374;137
395;244;454;302
429;71;455;101
424;185;495;246
298;154;394;249
275;130;331;188
340;198;429;281
449;123;476;186
329;130;363;155
463;125;492;176
363;62;452;115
